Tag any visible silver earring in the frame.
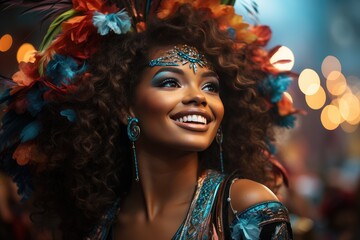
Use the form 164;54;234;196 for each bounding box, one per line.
216;127;224;173
127;116;140;182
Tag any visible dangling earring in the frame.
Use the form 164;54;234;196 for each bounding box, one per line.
216;127;224;173
127;116;140;182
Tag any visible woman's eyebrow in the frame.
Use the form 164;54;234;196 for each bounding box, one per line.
201;71;219;79
153;67;184;77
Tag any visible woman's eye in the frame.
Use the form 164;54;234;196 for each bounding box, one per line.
160;79;180;88
202;82;219;93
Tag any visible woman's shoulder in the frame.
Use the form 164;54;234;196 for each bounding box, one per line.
229;178;279;214
226;179;293;239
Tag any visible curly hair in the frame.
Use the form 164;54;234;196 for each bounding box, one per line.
32;4;274;238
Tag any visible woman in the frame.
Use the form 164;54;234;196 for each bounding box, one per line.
0;0;296;239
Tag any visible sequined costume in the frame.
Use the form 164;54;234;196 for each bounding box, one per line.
88;170;292;240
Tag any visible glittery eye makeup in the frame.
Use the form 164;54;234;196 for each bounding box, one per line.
151;68;183;87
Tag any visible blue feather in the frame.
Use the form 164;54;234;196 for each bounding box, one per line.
276;115;296;128
227;27;236;39
266;140;277;155
0;88;11;104
0;150;33;201
60;109;76;122
259;74;293;103
26;88;45;116
0;111;33;153
19;120;42;143
92;10;132;36
46;54;86;86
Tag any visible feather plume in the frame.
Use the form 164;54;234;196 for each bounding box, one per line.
0;111;34;153
143;0;161;21
20;120;42;142
235;0;259;23
0;0;73;25
0;88;11;104
38;9;77;51
0;74;15;91
221;0;236;5
120;0;162;31
0;149;33;201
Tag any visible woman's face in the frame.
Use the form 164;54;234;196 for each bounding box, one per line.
130;45;224;153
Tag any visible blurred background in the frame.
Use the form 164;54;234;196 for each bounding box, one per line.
1;0;360;239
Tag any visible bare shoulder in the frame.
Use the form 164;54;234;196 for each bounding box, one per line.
229;178;279;213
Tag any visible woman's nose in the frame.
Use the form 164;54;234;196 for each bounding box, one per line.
182;86;207;106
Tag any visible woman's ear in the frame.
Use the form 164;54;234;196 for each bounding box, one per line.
120;107;135;125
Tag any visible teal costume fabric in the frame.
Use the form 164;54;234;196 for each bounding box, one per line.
88;170;292;240
230;201;292;240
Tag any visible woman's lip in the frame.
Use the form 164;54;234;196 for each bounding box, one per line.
172;119;210;132
170;110;212;123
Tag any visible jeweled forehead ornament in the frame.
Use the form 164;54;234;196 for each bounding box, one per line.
149;45;210;74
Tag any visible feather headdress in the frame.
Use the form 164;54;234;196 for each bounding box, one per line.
0;0;298;199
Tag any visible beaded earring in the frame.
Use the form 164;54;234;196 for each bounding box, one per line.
216;127;224;173
127;116;140;182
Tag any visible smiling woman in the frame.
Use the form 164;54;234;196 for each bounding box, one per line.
133;48;223;153
0;0;296;239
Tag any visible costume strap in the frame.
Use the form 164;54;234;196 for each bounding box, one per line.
212;170;243;239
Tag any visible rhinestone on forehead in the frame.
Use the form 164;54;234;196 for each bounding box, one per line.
148;45;210;74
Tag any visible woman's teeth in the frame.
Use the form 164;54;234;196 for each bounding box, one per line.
175;115;207;124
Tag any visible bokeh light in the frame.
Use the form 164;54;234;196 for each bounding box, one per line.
340;121;358;133
330;98;345;123
298;68;321;95
16;43;36;63
0;34;13;52
269;46;295;71
326;71;347;96
283;91;293;103
340;92;360;123
347;75;360;94
305;86;326;110
321;105;341;130
321;55;341;78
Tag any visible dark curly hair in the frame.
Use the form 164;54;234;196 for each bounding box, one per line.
32;4;274;238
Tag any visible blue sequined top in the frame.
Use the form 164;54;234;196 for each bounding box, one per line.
87;170;292;240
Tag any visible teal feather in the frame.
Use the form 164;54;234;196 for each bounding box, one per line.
0;88;11;104
0;111;33;153
26;88;45;116
276;114;296;128
260;74;293;103
92;10;132;35
60;109;76;122
1;149;33;202
46;54;87;86
19;121;42;143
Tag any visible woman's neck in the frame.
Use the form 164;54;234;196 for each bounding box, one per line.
127;145;199;222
